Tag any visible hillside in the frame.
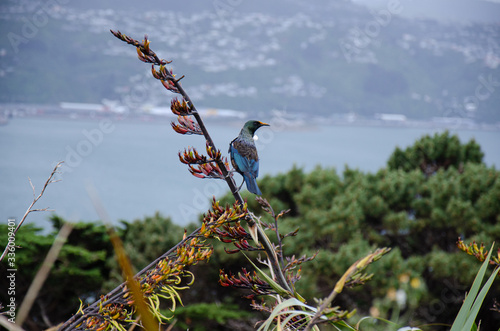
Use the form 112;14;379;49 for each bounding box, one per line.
0;0;499;122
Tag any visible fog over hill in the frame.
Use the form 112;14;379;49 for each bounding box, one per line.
353;0;500;23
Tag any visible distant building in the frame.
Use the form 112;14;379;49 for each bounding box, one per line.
60;102;106;112
147;107;174;116
199;108;246;119
60;101;127;114
375;113;407;122
432;117;476;128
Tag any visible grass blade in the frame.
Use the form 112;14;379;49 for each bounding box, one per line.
451;243;496;331
463;265;500;330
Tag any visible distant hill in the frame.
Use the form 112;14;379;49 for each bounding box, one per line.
0;0;499;123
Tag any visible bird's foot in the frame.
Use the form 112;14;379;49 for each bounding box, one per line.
238;179;245;192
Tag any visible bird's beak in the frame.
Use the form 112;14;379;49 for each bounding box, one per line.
259;121;270;127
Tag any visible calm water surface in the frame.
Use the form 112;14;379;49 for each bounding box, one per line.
1;117;499;230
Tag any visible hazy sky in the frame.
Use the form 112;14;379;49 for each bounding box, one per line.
352;0;500;23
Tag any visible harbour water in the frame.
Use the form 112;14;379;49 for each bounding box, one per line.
1;117;499;231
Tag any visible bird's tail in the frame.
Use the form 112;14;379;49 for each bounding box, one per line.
244;175;262;195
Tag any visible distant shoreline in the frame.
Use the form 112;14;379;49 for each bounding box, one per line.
2;111;499;132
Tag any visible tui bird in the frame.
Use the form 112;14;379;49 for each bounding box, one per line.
229;120;270;195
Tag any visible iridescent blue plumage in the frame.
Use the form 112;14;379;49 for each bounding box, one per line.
229;120;269;195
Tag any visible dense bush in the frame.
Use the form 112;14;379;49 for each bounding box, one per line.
0;218;113;330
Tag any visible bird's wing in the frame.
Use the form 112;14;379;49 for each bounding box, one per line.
230;139;259;177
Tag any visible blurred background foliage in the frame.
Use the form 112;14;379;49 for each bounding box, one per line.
1;131;499;330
